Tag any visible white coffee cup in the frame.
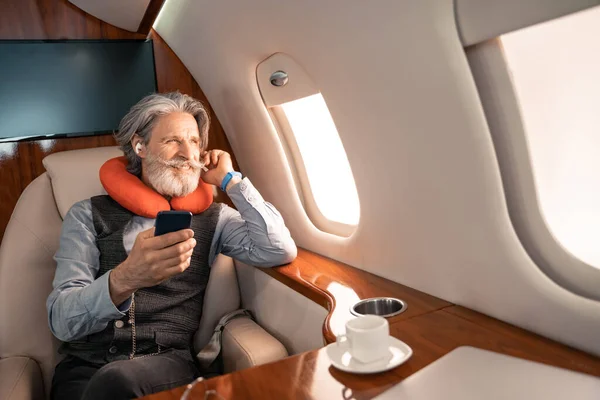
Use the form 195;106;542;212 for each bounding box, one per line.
336;315;390;364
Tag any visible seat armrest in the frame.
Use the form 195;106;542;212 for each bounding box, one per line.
222;317;288;373
0;357;45;400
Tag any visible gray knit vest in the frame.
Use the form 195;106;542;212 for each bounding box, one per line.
59;195;220;365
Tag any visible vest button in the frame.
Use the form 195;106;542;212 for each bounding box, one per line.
114;320;125;329
109;346;118;354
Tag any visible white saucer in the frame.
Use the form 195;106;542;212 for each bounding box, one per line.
326;336;413;374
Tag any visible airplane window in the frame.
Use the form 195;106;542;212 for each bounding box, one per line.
279;93;360;227
501;6;600;268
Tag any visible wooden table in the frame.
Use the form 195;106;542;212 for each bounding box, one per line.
142;250;600;400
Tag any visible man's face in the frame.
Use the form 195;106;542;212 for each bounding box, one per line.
142;112;203;197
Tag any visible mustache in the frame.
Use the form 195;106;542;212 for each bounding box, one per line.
155;156;204;171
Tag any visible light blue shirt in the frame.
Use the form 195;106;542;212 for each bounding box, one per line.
46;178;297;342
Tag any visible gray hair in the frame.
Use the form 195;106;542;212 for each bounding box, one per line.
114;92;210;176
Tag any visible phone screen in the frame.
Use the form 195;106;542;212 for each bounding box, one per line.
154;211;193;236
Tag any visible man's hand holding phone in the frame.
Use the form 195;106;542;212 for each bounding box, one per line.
109;219;195;306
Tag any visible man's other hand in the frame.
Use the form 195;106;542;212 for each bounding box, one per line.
109;228;196;306
200;150;235;187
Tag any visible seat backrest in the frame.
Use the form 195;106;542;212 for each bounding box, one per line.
0;146;240;395
194;254;241;352
0;172;64;397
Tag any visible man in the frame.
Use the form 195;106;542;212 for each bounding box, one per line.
47;92;297;399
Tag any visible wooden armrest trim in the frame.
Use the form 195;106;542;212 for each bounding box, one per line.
261;248;452;343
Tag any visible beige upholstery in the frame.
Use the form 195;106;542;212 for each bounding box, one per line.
0;147;288;399
222;318;288;373
194;254;241;351
195;255;289;372
235;262;328;354
42;146;122;219
0;173;64;397
0;357;44;400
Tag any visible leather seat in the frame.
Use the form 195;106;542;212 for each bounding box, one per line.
0;146;288;400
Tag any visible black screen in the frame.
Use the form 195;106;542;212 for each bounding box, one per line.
0;40;157;141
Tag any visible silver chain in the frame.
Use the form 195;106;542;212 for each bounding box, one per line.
128;292;137;359
128;292;161;360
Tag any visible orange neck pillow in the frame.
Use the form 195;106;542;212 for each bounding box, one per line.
99;157;213;218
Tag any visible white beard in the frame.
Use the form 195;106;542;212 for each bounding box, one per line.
144;152;201;197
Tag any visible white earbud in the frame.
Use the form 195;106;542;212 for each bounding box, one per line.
135;143;142;154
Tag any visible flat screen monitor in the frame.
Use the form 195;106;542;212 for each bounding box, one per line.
0;39;157;141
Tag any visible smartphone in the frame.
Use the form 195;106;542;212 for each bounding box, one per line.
154;211;193;236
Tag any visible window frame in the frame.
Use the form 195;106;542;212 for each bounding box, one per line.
466;38;600;301
270;104;358;238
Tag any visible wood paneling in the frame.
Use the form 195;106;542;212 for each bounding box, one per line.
143;298;600;400
0;0;237;243
137;0;166;35
262;249;452;343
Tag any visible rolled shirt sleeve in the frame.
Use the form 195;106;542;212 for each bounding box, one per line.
210;178;297;267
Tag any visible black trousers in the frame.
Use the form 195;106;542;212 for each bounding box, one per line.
50;350;200;400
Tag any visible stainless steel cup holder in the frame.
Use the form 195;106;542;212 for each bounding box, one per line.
350;297;407;318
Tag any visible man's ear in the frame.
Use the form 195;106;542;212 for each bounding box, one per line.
131;135;147;159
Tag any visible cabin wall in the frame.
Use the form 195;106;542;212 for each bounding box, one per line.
155;0;600;357
0;0;237;243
